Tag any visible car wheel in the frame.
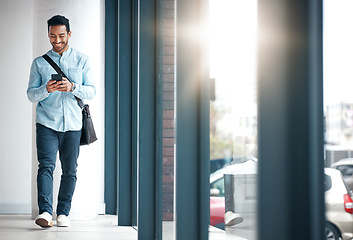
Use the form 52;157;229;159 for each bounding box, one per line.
325;222;340;240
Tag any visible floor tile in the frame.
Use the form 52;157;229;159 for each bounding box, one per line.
0;215;250;239
0;215;137;240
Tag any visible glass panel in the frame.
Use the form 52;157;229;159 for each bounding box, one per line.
162;0;176;239
323;1;353;239
209;0;258;239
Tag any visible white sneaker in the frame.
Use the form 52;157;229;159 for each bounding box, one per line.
224;211;243;226
56;215;70;227
35;212;53;228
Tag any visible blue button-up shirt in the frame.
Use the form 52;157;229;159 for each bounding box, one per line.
27;47;96;132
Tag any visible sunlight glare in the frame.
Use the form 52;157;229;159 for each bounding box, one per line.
209;0;257;109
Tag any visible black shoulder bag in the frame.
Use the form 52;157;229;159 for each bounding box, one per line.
42;54;98;145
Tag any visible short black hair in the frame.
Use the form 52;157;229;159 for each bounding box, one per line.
47;15;70;33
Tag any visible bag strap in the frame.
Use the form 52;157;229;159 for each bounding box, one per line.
42;54;84;109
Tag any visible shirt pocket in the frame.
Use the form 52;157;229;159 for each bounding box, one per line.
68;68;83;84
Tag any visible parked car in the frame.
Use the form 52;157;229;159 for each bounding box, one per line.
210;158;257;230
324;168;353;240
210;196;225;229
330;158;353;190
210;166;227;229
209;165;353;240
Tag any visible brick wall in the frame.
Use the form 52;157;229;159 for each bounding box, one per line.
162;0;175;221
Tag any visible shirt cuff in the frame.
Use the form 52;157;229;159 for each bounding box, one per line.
72;83;81;96
40;84;50;98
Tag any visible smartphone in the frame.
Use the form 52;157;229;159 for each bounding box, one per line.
51;73;62;82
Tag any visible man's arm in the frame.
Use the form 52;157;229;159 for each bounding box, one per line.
71;57;96;100
27;60;50;103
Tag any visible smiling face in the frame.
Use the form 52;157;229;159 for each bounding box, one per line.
48;25;71;55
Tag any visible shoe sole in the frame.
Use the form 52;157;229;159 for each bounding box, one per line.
225;216;243;226
35;218;53;228
57;222;70;227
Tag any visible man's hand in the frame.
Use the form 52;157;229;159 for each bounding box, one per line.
56;78;73;92
46;80;59;93
46;78;73;93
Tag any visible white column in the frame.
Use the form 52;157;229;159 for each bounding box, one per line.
31;0;105;220
0;0;33;214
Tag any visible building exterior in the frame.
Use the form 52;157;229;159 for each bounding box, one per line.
325;102;353;147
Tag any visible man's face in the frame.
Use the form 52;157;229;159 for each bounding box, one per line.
48;25;71;54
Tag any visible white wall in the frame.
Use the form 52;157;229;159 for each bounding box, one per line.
31;0;105;220
0;0;105;219
0;0;34;214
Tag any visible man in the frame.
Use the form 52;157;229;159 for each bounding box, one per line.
27;15;95;228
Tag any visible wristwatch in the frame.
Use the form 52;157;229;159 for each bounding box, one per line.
70;82;76;92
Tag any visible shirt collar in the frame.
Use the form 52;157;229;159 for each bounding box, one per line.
49;46;72;58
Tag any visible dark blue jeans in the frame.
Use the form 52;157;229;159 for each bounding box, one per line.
36;123;81;216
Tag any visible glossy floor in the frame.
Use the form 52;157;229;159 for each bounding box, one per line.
0;215;246;240
0;215;136;240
